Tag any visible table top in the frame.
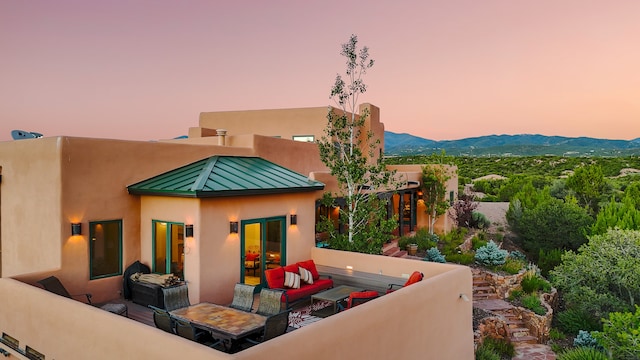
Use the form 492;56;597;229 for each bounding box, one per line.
170;303;266;340
311;285;364;303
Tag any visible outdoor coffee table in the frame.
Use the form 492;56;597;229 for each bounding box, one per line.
311;285;364;315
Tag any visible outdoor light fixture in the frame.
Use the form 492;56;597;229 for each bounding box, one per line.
290;214;297;225
185;224;193;238
230;221;239;234
71;223;82;236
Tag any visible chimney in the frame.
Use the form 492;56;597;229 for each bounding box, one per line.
217;129;227;146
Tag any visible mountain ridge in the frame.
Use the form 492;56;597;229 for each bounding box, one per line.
384;131;640;156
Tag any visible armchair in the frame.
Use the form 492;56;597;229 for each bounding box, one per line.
386;271;424;293
337;290;379;311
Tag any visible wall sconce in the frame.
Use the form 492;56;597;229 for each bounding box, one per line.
71;223;82;236
230;221;239;234
185;224;193;238
290;214;297;225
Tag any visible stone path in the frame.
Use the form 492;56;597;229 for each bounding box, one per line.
512;343;557;360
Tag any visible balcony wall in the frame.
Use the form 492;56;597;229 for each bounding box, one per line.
0;248;473;360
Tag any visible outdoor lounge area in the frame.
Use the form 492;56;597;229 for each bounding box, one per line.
0;248;473;359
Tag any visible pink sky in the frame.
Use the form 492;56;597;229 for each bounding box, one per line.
2;0;639;142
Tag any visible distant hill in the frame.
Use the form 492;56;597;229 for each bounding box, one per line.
384;132;640;157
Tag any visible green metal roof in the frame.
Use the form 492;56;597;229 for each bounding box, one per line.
127;156;324;198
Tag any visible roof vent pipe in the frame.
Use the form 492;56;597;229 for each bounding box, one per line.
217;129;227;146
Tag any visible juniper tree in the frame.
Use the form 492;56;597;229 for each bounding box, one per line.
317;35;398;254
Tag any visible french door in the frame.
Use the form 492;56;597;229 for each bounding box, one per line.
152;220;185;279
240;216;286;288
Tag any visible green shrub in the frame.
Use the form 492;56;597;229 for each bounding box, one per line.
521;272;551;294
509;250;527;261
556;308;603;335
538;248;563;277
508;289;523;301
499;257;525;275
475;240;508;266
557;347;608;360
471;211;491;229
474;346;499;360
479;336;515;358
440;228;467;255
522;294;546;315
444;252;475;265
423;247;446;263
397;235;413;250
549;328;566;341
472;235;488;250
573;330;602;350
413;228;438;250
593;306;640;360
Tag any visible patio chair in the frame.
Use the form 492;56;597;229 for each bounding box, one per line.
148;305;174;333
162;283;190;311
37;275;128;316
175;318;221;348
244;253;260;276
37;276;92;304
337;290;379;312
244;309;291;347
229;283;256;312
386;271;424;294
255;288;285;316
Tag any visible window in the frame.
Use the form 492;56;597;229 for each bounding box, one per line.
89;220;122;279
292;135;314;142
152;220;184;279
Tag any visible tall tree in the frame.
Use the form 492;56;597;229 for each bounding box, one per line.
421;165;450;234
566;164;607;214
317;35;397;254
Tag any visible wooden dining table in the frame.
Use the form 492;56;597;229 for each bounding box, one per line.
170;302;266;351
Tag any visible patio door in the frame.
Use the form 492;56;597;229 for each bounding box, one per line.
241;216;286;288
152;220;185;279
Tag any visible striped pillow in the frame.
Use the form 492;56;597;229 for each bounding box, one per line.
299;267;314;284
284;271;301;289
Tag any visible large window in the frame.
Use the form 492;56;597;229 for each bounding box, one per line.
152;220;184;279
89;220;123;279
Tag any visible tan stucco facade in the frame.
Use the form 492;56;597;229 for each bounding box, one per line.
0;104;471;359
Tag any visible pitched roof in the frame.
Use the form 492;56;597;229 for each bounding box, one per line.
127;156;324;198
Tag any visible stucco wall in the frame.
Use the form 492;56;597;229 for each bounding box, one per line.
139;191;319;305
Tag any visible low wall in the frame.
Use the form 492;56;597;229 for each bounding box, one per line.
0;250;474;360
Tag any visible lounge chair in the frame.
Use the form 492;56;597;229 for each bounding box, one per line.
337;290;379;311
37;275;128;316
386;271;424;293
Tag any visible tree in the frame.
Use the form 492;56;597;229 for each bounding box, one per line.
566;164;607;215
317;35;397;254
421;165;450;234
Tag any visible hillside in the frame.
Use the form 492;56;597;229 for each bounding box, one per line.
385;132;640;156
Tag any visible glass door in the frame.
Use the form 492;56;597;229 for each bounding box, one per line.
241;216;286;288
152;220;185;279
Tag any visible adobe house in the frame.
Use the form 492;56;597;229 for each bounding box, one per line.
0;104;472;359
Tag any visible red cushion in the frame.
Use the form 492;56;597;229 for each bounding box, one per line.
246;253;259;261
347;290;379;308
297;259;320;280
265;267;285;289
283;278;334;302
405;271;424;286
283;263;299;274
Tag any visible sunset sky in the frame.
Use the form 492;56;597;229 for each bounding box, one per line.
2;1;639;142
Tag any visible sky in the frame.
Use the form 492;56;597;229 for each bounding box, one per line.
2;0;639;142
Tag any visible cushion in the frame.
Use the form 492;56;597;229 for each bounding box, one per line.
297;259;320;280
283;263;299;274
347;290;379;308
265;267;285;289
299;267;314;285
405;271;424;286
246;253;259;261
284;271;300;289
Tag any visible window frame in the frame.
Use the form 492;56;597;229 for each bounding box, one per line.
89;219;123;280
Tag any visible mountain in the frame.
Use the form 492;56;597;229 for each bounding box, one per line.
384;132;640;157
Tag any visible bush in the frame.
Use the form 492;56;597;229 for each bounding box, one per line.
508;289;523;301
521;272;551;294
573;330;601;349
522;294;546;315
509;250;527;261
444;252;475;265
471;211;491;229
549;328;566;341
480;336;515;358
397;235;413;250
538;248;563;277
557;347;608;360
556;308;603;335
423;247;446;263
499;258;526;275
474;346;499;360
474;240;508;266
413;228;438;251
592;306;640;360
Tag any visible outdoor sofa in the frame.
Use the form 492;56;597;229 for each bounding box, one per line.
264;259;333;307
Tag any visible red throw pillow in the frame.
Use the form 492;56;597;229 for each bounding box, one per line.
405;271;424;286
246;253;259;261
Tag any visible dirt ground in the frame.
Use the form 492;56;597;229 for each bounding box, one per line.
475;202;509;232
